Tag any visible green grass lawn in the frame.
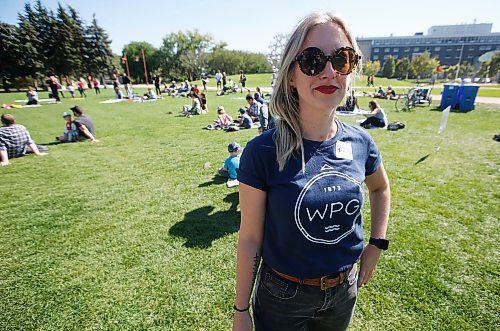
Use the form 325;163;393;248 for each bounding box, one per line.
0;88;499;330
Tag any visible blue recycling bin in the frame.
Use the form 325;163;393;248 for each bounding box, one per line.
458;84;480;112
440;84;460;110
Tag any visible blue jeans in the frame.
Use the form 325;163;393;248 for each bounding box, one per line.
253;263;358;331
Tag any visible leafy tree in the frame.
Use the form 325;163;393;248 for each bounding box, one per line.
382;55;395;78
0;23;22;90
158;30;213;81
445;62;473;79
394;58;411;79
476;61;490;78
122;42;158;83
488;52;500;78
410;51;439;78
362;60;380;76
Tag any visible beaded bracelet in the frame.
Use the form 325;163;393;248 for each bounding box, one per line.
233;304;250;312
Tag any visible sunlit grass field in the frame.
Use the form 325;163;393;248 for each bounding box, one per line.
0;86;498;330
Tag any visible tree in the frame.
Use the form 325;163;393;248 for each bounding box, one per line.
0;23;22;90
33;0;56;75
16;14;44;84
410;51;439;78
488;52;500;78
476;61;490;78
67;6;88;77
445;62;473;80
17;3;44;85
362;60;380;77
394;58;411;79
382;55;395;78
122;42;158;83
158;30;213;81
51;4;83;77
85;14;115;78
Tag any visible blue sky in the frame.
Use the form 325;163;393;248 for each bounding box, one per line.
1;0;499;55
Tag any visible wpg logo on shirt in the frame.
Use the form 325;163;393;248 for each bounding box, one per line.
294;164;363;245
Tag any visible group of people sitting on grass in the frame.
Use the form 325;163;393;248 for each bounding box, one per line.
206;94;273;133
0;105;99;167
363;85;397;100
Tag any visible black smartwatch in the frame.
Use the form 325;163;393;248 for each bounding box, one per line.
369;237;389;250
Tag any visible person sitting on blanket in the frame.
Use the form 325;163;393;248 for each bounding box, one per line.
207;106;233;130
115;87;123;99
143;87;157;100
182;94;202;116
238;107;253;129
360;100;387;129
384;85;397;100
26;86;39;105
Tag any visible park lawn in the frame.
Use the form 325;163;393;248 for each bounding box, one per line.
0;88;498;330
192;73;500;98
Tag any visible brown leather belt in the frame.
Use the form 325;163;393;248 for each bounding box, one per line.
272;267;353;290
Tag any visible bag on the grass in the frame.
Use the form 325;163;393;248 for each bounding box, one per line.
387;122;405;131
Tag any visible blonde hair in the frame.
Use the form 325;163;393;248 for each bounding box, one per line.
269;12;362;172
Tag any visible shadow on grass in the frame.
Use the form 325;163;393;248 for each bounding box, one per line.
169;191;240;248
198;175;226;187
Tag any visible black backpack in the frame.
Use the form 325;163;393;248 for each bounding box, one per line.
387;122;405;131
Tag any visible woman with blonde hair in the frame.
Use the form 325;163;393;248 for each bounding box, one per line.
233;11;391;331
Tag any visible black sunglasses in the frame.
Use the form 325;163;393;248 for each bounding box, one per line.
294;46;360;76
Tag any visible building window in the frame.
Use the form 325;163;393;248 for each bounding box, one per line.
405;47;410;52
469;47;474;51
373;55;379;60
393;54;399;59
445;54;451;59
414;47;419;51
435;47;441;51
393;48;399;52
373;48;379;53
384;48;390;52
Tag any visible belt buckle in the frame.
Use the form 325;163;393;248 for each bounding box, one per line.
320;275;328;290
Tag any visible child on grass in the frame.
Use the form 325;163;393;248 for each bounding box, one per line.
56;112;78;142
218;142;242;187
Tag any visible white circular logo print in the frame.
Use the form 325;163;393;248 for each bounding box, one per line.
294;169;363;245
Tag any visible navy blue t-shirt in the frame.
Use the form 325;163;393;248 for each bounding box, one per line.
238;121;381;278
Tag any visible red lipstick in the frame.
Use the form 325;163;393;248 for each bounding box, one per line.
314;85;338;94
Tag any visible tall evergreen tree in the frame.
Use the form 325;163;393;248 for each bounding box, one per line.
68;6;88;77
17;14;44;83
52;4;82;77
0;23;22;90
33;0;56;75
85;14;115;77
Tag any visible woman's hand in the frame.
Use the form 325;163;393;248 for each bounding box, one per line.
232;311;253;331
357;244;382;288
